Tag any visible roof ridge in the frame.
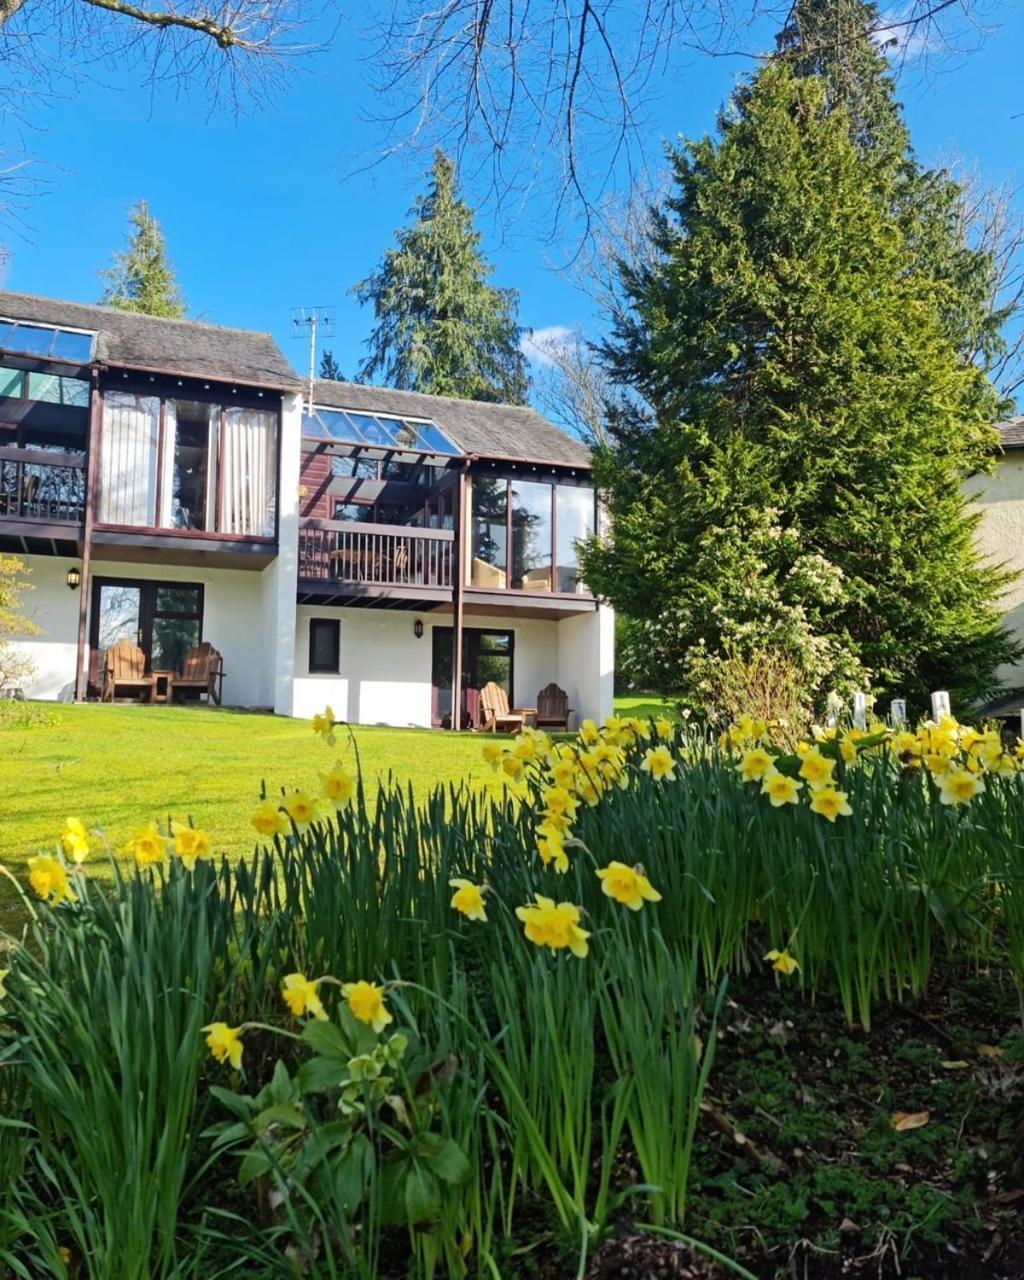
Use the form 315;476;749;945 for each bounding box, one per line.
0;289;274;341
320;378;545;417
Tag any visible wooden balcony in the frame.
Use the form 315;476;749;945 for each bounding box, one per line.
0;447;86;535
297;519;455;604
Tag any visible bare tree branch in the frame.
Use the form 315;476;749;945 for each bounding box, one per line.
359;0;1003;233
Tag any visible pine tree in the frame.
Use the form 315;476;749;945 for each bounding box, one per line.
776;0;1008;399
319;351;345;381
354;152;528;405
582;66;1019;713
99;200;187;319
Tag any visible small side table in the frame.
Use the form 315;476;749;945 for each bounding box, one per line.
152;670;173;704
519;707;538;729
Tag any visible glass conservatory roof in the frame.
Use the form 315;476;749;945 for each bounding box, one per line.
0;320;95;362
301;406;462;456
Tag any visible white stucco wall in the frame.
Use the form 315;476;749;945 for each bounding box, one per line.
265;391;302;715
556;604;615;727
6;555;81;700
290;604;612;729
968;455;1024;686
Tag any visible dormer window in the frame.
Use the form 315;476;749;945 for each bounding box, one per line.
0;320;94;362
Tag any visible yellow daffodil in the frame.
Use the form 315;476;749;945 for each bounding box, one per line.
640;744;677;782
0;969;9;1001
501;755;524;780
654;716;674;739
481;740;505;770
798;749;835;788
839;734;861;764
27;855;77;905
764;949;800;976
760;770;803;807
515;895;589;958
808;786;853;823
173;826;212;871
891;730;920;756
513;733;541;762
251;799;287;838
596;861;663;911
576;777;604;807
342;980;392;1033
550;759;578;789
283;791;319;830
312;706;337;744
541;786;579;819
126;824;169;867
938;767;984;807
60;817;91;865
320;763;356;810
537;828;570;873
203;1021;244;1069
737;747;776;783
580;718;600;745
281;972;328;1021
449;878;488;921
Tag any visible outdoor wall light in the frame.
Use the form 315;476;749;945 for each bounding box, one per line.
413;619;424;640
66;566;81;591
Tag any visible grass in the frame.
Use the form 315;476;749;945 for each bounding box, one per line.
0;703;510;869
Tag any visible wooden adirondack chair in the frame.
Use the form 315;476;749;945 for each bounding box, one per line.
101;638;155;703
478;681;528;733
169;643;225;706
535;683;572;732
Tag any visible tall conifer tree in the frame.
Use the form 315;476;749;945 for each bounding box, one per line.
583;64;1019;711
354;153;528;404
99;200;187;319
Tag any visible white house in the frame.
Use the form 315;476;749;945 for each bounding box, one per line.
0;290;614;729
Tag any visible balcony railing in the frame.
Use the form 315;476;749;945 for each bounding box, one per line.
298;519;455;590
0;447;86;525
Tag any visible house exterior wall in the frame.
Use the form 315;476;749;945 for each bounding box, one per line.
967;455;1024;687
291;604;611;729
7;555;81;700
557;604;615;726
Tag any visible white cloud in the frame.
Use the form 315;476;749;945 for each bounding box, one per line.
520;324;574;367
873;9;935;59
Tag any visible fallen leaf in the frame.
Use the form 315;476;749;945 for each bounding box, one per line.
839;1217;861;1234
994;1189;1024;1205
977;1045;1005;1059
940;1060;969;1070
891;1110;930;1132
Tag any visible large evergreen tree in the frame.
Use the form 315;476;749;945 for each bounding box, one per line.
582;65;1019;712
354;152;528;404
99;199;187;319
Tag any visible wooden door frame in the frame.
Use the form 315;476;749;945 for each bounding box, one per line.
88;576;205;694
431;625;515;728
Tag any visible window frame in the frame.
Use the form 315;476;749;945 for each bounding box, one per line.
308;618;341;674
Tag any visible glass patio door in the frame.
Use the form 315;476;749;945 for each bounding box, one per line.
431;627;514;728
89;579;203;693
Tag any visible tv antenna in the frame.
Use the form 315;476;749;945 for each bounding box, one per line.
291;306;335;415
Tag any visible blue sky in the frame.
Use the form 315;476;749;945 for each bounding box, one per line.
3;0;1022;389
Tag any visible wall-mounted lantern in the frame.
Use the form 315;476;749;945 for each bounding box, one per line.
66;566;81;591
413;619;424;640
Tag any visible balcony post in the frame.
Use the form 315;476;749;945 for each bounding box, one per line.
451;467;468;731
74;377;102;702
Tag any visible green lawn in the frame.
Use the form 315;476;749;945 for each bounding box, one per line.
0;695;678;873
0;703;510;870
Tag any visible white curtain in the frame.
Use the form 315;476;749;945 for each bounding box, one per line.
221;407;277;536
99;392;160;526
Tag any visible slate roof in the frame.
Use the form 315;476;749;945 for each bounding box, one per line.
998;416;1024;449
0;290;299;390
310;379;592;468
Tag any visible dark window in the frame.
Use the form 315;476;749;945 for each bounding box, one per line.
309;619;340;673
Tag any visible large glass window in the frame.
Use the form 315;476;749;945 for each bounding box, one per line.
150;585;203;671
0;367;23;398
0;321;94;361
220;406;278;537
164;400;216;531
556;485;595;593
99;392;160;526
28;372;90;407
511;480;552;591
471;476;508;588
